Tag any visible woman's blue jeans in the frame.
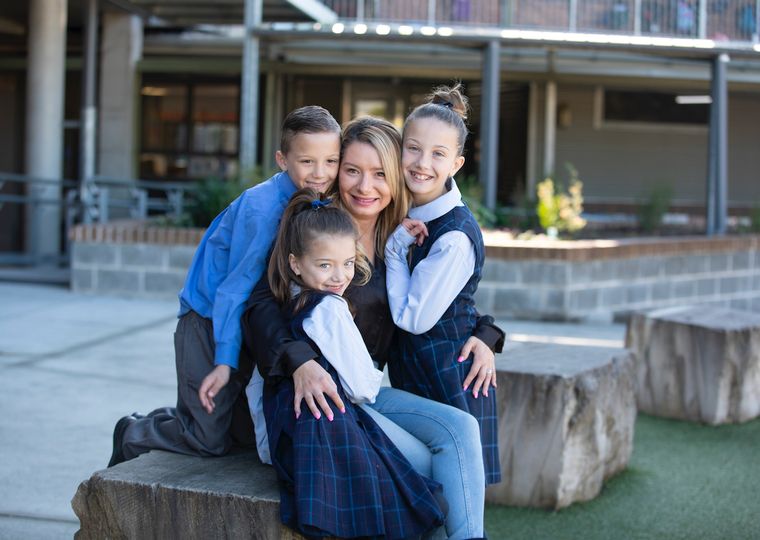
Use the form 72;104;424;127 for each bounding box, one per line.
360;386;485;540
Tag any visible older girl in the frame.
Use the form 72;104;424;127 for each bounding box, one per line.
385;85;501;487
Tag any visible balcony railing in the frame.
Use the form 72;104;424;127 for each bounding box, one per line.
317;0;760;43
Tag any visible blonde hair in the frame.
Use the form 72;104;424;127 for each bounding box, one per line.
404;83;470;156
330;116;410;259
267;188;370;312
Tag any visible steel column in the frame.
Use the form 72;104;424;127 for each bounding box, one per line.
707;54;729;236
479;40;500;211
240;0;263;172
80;0;99;223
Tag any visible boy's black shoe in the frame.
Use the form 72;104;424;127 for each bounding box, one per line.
107;414;141;468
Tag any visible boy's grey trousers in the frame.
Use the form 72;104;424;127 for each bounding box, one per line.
121;310;255;459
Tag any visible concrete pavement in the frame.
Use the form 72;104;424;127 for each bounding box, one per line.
0;282;626;539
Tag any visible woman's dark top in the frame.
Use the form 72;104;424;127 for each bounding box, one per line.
241;256;504;384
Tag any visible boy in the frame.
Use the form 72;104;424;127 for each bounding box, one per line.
108;106;341;466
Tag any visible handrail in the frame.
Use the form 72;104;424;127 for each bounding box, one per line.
315;0;760;44
0;172;199;266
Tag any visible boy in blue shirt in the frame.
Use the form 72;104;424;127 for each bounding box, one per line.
109;106;341;466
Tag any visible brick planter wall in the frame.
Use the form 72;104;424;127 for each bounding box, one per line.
70;222;760;320
476;233;760;320
69;221;204;299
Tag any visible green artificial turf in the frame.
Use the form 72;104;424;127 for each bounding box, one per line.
484;414;760;540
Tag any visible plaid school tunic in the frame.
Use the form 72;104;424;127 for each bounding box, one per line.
389;205;502;485
263;293;445;539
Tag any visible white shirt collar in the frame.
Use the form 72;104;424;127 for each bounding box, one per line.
408;178;463;222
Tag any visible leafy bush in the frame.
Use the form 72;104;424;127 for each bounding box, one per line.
458;176;499;229
637;184;673;233
535;166;586;235
186;168;270;228
750;205;760;233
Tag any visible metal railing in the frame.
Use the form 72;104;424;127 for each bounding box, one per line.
318;0;760;42
0;173;195;265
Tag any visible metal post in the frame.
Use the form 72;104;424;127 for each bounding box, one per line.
240;0;263;173
262;70;277;173
80;0;99;224
706;54;729;235
697;0;707;39
25;0;67;264
569;0;578;32
526;82;539;199
427;0;436;25
634;0;642;35
543;81;557;177
499;0;511;27
479;40;500;211
357;0;365;22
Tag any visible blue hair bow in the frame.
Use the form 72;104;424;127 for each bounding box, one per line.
311;198;332;209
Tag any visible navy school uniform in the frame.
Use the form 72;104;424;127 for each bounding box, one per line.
388;205;502;485
263;292;445;539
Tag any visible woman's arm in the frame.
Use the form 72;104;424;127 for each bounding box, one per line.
242;275;345;418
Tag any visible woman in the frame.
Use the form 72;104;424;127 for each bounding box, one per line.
243;117;503;540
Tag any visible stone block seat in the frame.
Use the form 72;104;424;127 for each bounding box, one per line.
72;450;305;540
626;306;760;425
485;343;637;509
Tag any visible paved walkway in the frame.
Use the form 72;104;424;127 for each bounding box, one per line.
0;282;626;539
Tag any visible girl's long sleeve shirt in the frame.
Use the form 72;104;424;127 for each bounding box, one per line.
385;179;477;335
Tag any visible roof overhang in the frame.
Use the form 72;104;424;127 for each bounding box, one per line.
253;21;760;62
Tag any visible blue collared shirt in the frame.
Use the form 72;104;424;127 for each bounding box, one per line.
178;171;297;369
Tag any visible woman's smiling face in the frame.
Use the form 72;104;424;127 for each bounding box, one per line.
402;116;465;206
338;141;392;221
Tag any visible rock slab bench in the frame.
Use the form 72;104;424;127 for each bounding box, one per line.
72;450;305;539
485;343;637;509
626;306;760;424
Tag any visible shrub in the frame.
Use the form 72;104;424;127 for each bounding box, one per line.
535;166;586;235
637;184;673;233
186;168;270;227
458;176;499;229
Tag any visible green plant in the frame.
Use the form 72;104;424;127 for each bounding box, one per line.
535;166;586;235
458;175;499;229
750;205;760;233
637;184;673;233
186;168;270;227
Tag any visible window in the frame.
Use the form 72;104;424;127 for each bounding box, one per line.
140;81;239;181
594;87;709;132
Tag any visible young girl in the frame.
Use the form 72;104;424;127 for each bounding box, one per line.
249;187;445;539
385;85;502;486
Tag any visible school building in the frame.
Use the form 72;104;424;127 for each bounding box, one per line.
1;0;760;264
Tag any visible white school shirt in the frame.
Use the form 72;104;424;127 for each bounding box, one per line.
384;178;477;335
246;293;384;465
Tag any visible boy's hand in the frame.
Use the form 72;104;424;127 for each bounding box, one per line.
401;218;428;247
198;364;231;414
293;359;345;421
460;336;498;399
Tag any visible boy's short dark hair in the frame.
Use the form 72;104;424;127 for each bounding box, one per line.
280;105;341;154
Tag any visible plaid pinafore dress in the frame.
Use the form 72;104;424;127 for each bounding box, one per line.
263;292;445;539
389;205;501;485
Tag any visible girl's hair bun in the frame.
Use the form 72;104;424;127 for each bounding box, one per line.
428;83;468;121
